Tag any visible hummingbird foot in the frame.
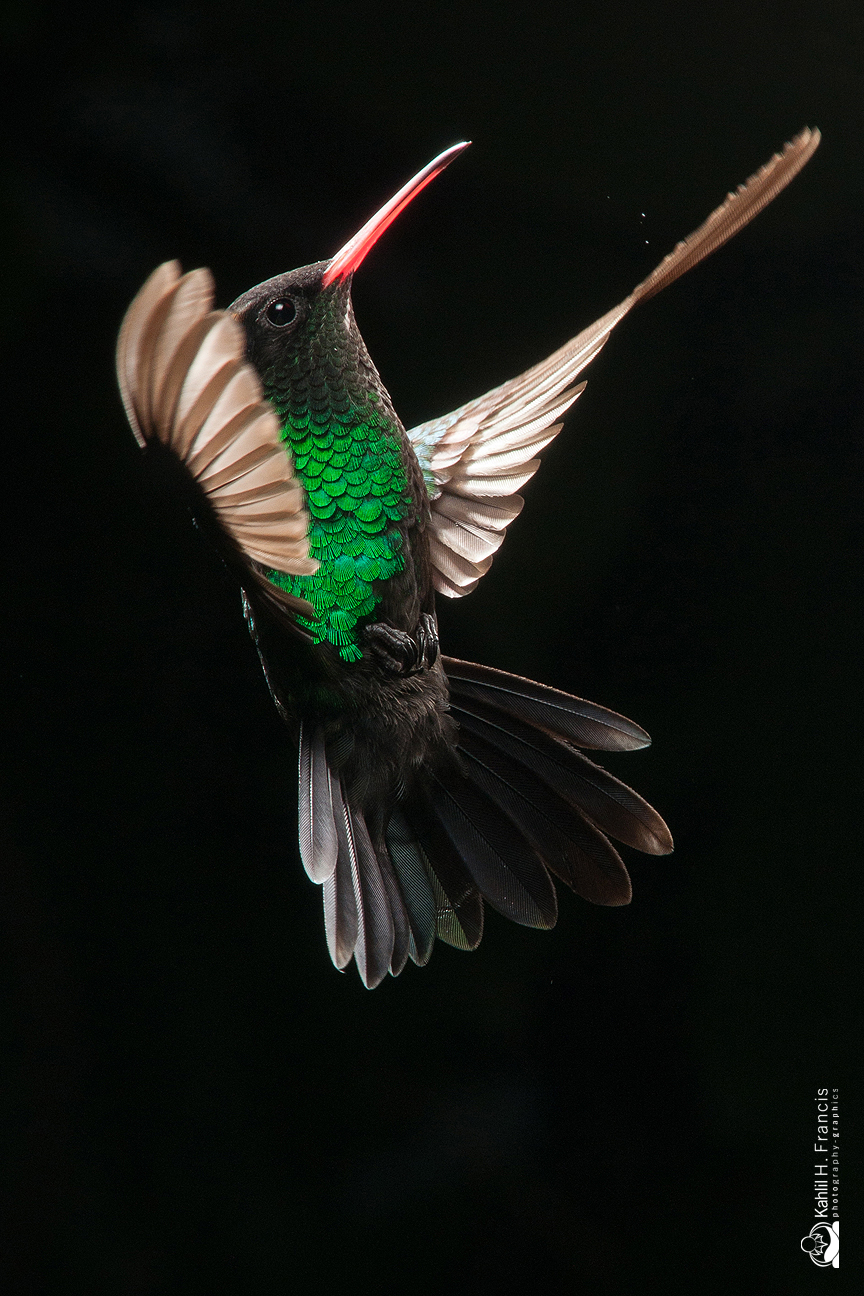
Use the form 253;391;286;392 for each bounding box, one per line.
363;613;439;676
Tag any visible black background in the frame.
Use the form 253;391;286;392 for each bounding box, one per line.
3;2;859;1291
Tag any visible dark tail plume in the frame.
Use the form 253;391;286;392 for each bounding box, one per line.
298;657;672;985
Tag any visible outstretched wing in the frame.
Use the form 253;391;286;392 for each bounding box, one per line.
116;260;317;621
410;128;820;597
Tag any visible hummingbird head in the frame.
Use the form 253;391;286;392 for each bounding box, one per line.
229;257;352;388
229;142;469;396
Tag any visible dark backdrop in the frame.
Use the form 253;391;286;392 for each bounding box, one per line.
3;3;859;1292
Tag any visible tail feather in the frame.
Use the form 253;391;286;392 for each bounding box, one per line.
457;727;632;906
298;723;338;883
377;850;412;976
384;812;438;966
451;695;673;856
426;772;558;929
399;795;485;951
323;779;359;971
299;660;671;982
443;656;651;751
348;808;395;989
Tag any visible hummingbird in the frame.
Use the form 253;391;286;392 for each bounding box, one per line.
117;129;819;987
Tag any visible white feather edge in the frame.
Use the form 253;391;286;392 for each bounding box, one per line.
411;129;820;600
116;261;317;578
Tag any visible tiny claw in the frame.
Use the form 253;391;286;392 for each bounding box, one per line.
363;615;439;676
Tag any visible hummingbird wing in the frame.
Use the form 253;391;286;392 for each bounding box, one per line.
408;128;820;597
117;261;318;622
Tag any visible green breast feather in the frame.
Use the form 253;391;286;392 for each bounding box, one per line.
266;388;410;662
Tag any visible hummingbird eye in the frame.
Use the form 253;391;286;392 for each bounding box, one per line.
265;298;297;328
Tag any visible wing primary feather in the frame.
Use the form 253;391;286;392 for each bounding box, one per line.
147;268;215;422
185;405;268;477
207;478;298;509
631;128;821;306
116;260;317;585
185;366;263;456
116;261;182;444
173;354;244;458
221;510;309;538
155;310;223;434
444;463;542;498
133;280;185;435
432;568;482;599
430;514;506;564
434;495;524;530
428;535;493;587
407;130;819;601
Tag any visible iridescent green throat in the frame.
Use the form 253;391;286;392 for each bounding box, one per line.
266;385;410;662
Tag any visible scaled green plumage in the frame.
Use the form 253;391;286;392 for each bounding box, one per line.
267;386;410;660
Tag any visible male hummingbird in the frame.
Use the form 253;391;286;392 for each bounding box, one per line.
117;129;819;986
